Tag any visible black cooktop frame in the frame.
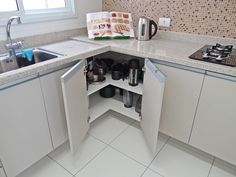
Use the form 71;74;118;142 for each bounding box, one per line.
189;45;236;67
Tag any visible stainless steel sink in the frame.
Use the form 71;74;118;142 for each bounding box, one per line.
0;48;62;74
32;48;59;63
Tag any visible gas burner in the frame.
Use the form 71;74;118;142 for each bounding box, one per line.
203;43;233;61
189;44;236;67
213;43;233;53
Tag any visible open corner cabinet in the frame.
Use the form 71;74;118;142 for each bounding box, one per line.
61;58;165;155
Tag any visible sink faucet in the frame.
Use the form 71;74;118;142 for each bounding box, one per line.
5;16;24;58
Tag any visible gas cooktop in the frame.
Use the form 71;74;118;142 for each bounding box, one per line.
189;43;236;67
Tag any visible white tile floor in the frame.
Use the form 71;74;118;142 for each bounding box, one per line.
17;113;236;177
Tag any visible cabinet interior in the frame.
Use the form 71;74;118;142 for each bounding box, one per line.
89;88;141;123
86;52;144;123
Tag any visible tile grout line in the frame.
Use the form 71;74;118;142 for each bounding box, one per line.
90;119;170;177
72;126;128;176
108;145;148;168
88;133;110;145
94;125;170;177
90;129;149;168
206;157;216;177
141;136;171;177
89;118;136;146
89;121;150;168
141;168;165;177
47;155;74;176
108;120;137;144
73;144;109;176
52;117;167;177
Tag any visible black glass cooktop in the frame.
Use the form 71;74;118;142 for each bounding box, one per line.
189;44;236;67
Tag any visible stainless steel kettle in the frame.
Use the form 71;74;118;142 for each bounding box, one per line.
137;16;158;41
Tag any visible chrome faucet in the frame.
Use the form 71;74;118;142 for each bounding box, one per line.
5;16;24;58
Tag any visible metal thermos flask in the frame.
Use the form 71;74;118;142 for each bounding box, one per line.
128;59;139;86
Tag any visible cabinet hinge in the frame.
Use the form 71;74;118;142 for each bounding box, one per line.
84;65;88;76
87;116;91;123
142;67;146;74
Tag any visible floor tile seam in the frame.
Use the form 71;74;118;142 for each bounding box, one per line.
147;168;165;177
146;136;171;176
207;157;216;177
91;122;170;174
107;144;148;168
88;119;134;146
88;133;111;146
140;168;149;177
47;155;74;176
108;121;135;145
88;131;149;167
141;167;165;177
150;168;165;177
47;135;109;176
73;145;109;176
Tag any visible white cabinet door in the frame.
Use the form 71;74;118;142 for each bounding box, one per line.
141;59;166;154
0;77;53;177
190;73;236;165
156;63;204;143
40;67;71;149
61;60;89;154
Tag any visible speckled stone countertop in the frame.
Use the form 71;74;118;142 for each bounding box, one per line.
0;40;110;86
1;32;236;86
72;34;236;77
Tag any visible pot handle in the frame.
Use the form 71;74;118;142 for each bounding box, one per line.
149;20;158;39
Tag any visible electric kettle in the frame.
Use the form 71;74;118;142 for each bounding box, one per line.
137;16;158;41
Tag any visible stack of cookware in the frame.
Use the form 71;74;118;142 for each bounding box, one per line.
110;58;142;109
87;57;143;111
87;58;114;84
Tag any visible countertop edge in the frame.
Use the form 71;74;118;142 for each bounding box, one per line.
109;46;236;77
1;36;236;86
0;45;110;86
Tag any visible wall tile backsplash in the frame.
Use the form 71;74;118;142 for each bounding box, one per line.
103;0;236;39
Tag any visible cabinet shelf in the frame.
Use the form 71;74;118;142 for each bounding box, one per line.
87;74;143;96
89;92;141;123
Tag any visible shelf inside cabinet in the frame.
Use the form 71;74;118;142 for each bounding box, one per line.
87;74;143;96
89;92;141;123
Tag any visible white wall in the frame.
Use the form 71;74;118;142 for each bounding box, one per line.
0;0;102;40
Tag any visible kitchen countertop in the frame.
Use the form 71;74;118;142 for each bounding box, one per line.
72;35;236;77
0;40;110;86
1;32;236;86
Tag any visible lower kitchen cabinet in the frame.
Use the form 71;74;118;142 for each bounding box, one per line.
190;72;236;165
0;76;53;177
61;58;166;154
157;63;205;143
40;66;71;149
